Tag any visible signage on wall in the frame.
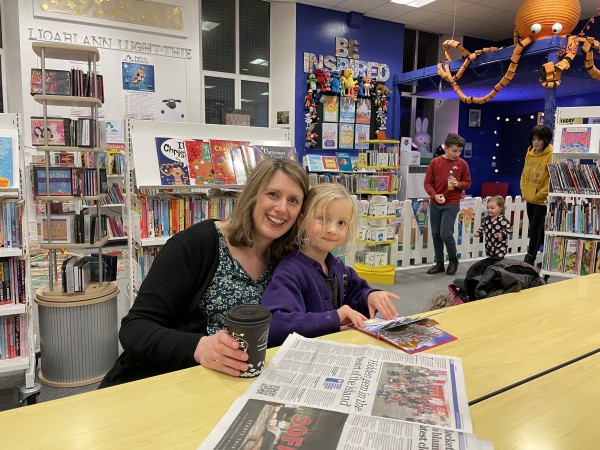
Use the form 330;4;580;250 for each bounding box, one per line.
303;37;390;81
27;28;192;59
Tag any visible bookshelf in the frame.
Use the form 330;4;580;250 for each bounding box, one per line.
0;113;41;404
540;106;600;278
353;139;400;284
125;119;293;305
31;42;120;387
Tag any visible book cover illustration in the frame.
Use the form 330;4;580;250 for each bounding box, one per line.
122;61;155;92
31;117;68;146
241;144;257;175
304;154;325;172
0;136;14;188
322;155;340;172
253;145;298;162
322;95;339;122
339;97;356;123
355;98;372;125
354;315;456;354
559;126;592;153
563;239;580;274
185;140;215;185
321;123;338;149
336;152;353;172
338;123;355;149
33;167;74;196
230;147;248;185
578;240;594;276
155;137;190;185
549;236;565;272
355;124;370;149
210;140;248;185
30;69;71;96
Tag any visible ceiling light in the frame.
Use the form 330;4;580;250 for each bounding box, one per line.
249;58;269;66
391;0;435;6
202;21;220;31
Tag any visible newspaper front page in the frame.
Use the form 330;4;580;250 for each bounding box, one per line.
200;334;492;450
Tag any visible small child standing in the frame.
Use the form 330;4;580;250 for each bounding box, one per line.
474;195;512;258
261;183;399;347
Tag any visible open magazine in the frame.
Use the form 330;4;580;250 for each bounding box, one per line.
199;334;493;450
353;314;457;354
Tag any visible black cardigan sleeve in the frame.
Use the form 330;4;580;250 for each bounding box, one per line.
119;220;219;371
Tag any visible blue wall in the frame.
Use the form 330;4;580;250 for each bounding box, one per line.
295;5;405;160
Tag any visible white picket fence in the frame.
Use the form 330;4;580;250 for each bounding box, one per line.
350;196;530;269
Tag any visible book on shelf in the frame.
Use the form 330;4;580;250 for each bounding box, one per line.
562;239;580;274
321;155;340;172
338;123;354;149
155;137;191;186
37;214;76;244
556;125;599;153
578;240;596;276
230;147;248;185
400;136;413;151
185;140;215;185
253;145;298;163
0;136;16;189
304;154;325;172
32;166;107;197
210;139;249;185
83;254;118;282
549;236;565;272
30;68;71;96
353;315;456;353
200;334;479;449
31;117;70;146
336;152;354;172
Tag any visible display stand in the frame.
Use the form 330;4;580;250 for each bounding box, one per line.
34;282;119;387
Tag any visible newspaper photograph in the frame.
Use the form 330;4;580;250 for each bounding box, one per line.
243;334;472;433
199;397;490;450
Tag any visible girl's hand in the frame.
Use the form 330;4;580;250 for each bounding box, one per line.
337;305;368;328
367;291;399;319
194;330;249;377
473;231;480;237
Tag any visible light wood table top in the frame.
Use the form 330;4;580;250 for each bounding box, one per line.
470;352;600;449
0;274;599;449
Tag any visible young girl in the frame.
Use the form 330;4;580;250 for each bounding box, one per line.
473;195;512;258
261;183;399;347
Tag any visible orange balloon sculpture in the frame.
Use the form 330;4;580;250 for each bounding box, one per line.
437;0;600;103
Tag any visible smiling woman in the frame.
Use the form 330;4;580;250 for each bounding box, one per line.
98;158;309;388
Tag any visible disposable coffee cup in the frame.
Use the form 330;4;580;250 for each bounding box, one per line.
225;304;272;378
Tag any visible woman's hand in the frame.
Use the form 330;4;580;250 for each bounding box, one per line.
337;305;368;328
194;330;249;377
367;291;399;320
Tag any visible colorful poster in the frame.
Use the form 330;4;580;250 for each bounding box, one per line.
355;98;372;124
122;53;156;120
322;123;338;149
155;137;190;185
355;124;370;149
339;97;356;123
322;95;339;122
338;123;354;149
412;199;429;236
459;197;476;235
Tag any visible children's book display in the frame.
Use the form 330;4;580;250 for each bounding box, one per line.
353;315;456;354
200;334;490;449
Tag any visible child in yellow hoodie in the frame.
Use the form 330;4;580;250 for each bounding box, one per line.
520;125;553;266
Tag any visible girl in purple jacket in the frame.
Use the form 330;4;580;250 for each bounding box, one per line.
262;183;399;346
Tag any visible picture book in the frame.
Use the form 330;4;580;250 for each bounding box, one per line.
563;238;580;274
32;167;74;196
304;154;325;172
339;97;356;123
321;123;338;149
338;123;354;149
0;136;15;188
185;140;215;185
355;98;372;124
595;243;600;273
336;152;353;172
156;137;190;185
31;117;70;146
230;147;248;185
210;140;248;185
355;124;370;149
400;137;413;151
558;126;592;153
253;145;298;162
30;68;71;96
578;240;594;276
549;236;565;272
322;155;340;172
37;215;75;243
322;95;339;122
353;315;456;354
241;144;257;174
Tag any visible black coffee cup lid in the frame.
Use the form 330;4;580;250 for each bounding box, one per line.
227;304;272;323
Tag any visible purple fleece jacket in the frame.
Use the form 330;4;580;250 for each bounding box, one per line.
262;249;377;346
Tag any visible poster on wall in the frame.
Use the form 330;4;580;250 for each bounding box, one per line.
355;124;370;149
356;98;372;125
339;97;356;123
122;53;156;120
339;123;355;149
322;123;339;149
322;96;339;122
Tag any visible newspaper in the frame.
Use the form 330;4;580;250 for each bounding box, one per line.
200;334;493;450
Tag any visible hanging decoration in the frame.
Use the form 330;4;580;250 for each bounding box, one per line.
436;0;600;104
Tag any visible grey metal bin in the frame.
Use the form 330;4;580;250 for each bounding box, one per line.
35;282;119;387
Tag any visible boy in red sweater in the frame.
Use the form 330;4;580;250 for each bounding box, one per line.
423;133;471;275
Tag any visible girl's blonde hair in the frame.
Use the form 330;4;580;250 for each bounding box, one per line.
226;158;309;259
297;183;356;253
487;195;506;214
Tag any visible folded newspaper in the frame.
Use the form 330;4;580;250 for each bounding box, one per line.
199;334;493;450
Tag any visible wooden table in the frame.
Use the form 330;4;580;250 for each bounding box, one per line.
470;352;600;449
1;274;599;449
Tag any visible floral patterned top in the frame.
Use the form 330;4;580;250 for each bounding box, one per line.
202;225;275;335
